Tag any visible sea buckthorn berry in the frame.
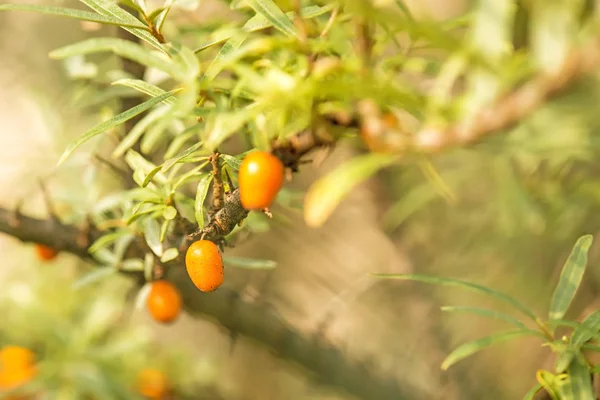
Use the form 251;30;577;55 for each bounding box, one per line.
185;240;224;292
238;151;285;210
0;346;37;391
137;368;168;399
34;244;58;262
146;281;182;324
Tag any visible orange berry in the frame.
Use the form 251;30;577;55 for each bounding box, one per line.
185;240;224;292
136;368;168;399
238;151;285;210
0;347;35;373
0;367;36;390
34;244;58;262
146;281;182;324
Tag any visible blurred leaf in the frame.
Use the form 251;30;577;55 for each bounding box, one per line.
0;4;149;29
160;248;179;263
204;34;247;81
144;252;154;281
50;38;178;77
120;258;144;271
572;310;600;347
523;383;543;400
72;267;118;290
120;0;147;14
126;204;165;225
163;206;177;220
159;219;170;242
58;91;177;165
89;231;129;253
143;218;163;256
195;174;214;228
204;106;258;149
373;274;538;321
223;255;277;269
245;0;298;38
112;79;175;104
135;282;152;310
440;306;528;329
304;154;397;228
442;329;538;370
549;234;593;320
536;370;565;400
78;0;165;52
160;142;204;173
124;150;168;187
559;356;594;399
112;104;171;158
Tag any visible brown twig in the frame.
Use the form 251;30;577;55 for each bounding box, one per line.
210;151;225;216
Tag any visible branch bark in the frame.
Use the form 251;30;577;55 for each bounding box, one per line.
0;208;414;400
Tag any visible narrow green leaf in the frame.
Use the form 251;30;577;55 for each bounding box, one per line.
141;166;163;188
245;0;298;38
305;154;397;228
440;306;528;330
120;258;144;272
143;217;162;257
204;34;248;81
72;267;118;290
572;310;600;347
163;206;177;220
50;37;178;77
523;383;543;400
88;231;128;253
112;79;175;104
0;4;149;29
549;235;593;320
194;4;332;53
78;0;165;52
223;256;277;269
154;0;173;33
112;104;171;158
160;248;179;263
160;141;204;173
135;283;152;310
373;274;538;321
171;163;209;190
58;91;177;165
221;153;245;170
143;253;154;282
195;174;214;228
536;370;565;400
126;204;165;225
560;356;594;400
442;329;538;370
159;219;170;242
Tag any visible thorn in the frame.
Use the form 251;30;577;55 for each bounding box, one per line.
262;208;273;219
38;178;60;224
223;168;235;192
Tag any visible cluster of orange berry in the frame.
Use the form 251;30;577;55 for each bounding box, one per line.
0;345;170;399
146;151;285;324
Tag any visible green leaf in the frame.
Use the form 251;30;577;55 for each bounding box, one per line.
88;231;129;253
373;274;538;321
135;283;152;310
160;248;179;263
203;34;248;81
112;104;171;158
221;153;245;170
78;0;165;52
141;165;163;188
120;258;144;271
159;219;170;242
440;306;528;330
72;267;118;290
58;91;177;165
50;38;178;77
143;252;154;281
245;0;298;38
194;4;332;53
523;383;543;400
223;256;277;269
112;79;175;104
442;329;538;370
163;206;177;220
572;310;600;347
160;141;204;174
304;154;398;228
143;217;162;257
560;356;594;400
549;235;593;320
0;4;149;29
125;204;165;225
195;174;214;228
536;370;566;400
154;0;173;35
204;106;258;150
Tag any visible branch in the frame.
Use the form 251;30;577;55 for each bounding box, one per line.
0;208;415;400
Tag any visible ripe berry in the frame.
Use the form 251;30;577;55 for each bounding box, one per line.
137;368;168;399
0;346;37;391
185;240;224;292
146;281;182;324
238;151;285;210
34;244;58;262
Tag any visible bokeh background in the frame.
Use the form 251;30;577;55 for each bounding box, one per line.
1;0;600;399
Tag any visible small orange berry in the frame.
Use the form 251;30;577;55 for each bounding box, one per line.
34;244;58;262
238;151;285;210
136;368;168;399
146;281;182;324
0;367;36;390
185;240;224;292
0;346;35;373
